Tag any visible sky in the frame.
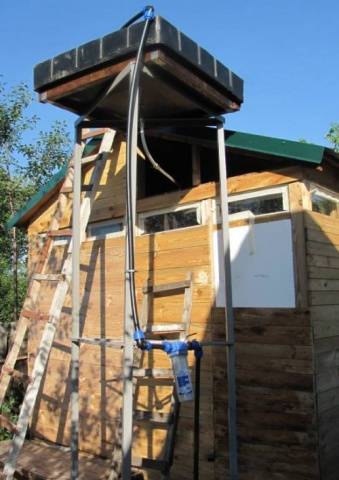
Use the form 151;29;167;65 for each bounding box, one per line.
1;0;338;147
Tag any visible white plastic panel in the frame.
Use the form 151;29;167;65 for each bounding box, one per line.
214;219;296;308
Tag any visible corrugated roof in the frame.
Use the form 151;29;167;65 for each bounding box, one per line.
6;130;332;229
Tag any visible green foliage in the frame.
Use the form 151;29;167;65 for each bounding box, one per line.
0;78;71;325
326;122;339;152
0;380;24;440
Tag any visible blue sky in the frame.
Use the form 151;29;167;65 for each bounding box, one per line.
1;1;338;146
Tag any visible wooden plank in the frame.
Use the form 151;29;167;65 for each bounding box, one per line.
306;240;339;257
32;274;62;281
192;145;201;187
307;253;339;269
81;128;110;141
0;414;18;434
307;265;339;279
48;229;73;237
309;291;339;306
305;210;339;235
145;324;185;334
288;182;308;308
309;278;339;291
143;279;191;294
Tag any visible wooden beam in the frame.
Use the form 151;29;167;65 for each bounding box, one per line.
192;145;201;186
289;182;309;308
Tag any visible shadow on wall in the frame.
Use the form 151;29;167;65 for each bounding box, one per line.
25;200;330;478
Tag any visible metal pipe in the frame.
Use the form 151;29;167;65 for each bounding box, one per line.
70;126;82;480
122;67;139;480
216;121;239;479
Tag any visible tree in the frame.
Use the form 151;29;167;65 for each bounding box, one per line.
0;79;71;324
326;122;339;152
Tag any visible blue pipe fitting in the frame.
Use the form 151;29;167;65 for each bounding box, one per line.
143;340;153;351
143;6;155;21
162;340;188;357
133;329;145;342
189;340;204;359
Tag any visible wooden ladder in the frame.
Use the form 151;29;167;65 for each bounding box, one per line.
109;274;193;480
1;129;116;480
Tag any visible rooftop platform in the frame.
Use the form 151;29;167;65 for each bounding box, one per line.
34;17;243;119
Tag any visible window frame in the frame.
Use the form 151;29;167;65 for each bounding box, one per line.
138;202;205;235
310;184;339;218
86;218;125;240
214;186;290;224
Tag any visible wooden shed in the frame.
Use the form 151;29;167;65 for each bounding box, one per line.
5;128;339;480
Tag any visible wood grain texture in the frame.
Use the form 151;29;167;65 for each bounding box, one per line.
305;209;339;479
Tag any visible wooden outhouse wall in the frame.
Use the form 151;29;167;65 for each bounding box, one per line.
25;134;339;479
305;210;339;480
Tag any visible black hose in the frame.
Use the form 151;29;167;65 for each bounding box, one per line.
194;354;201;480
121;6;153;29
125;6;154;341
140;120;179;187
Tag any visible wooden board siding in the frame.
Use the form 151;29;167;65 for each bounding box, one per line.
23;135;327;479
213;308;318;480
305;210;339;480
26;224;214;479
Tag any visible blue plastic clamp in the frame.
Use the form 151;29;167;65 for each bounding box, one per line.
162;340;188;357
190;340;203;359
133;329;145;342
143;6;155;21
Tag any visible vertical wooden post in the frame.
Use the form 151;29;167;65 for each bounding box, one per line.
288;181;309;308
216;121;239;480
192;144;201;186
71;126;82;480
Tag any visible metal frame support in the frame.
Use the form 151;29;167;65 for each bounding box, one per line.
122;64;139;480
216;120;239;480
71;126;82;480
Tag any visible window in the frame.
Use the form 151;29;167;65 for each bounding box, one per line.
87;219;124;239
228;187;289;217
139;205;202;234
311;189;339;218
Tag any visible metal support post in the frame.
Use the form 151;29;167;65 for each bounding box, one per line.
122;66;139;480
71;126;82;480
216;121;239;479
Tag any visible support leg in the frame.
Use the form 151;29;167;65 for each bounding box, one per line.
122;67;139;480
216;121;239;480
71;127;82;480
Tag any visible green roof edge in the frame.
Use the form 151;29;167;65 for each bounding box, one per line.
6;164;68;230
225;130;325;164
7;130;329;229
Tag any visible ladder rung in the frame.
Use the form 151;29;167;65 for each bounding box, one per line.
32;273;62;282
143;279;191;294
61;184;94;193
81;152;103;165
1;367;30;382
0;414;18;434
133;368;174;378
73;337;124;348
48;228;72;237
132;457;168;471
81;184;93;191
21;309;49;321
134;410;173;425
146;323;186;334
81;128;110;140
60;186;72;194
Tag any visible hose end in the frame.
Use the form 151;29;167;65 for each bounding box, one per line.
143;5;155;21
